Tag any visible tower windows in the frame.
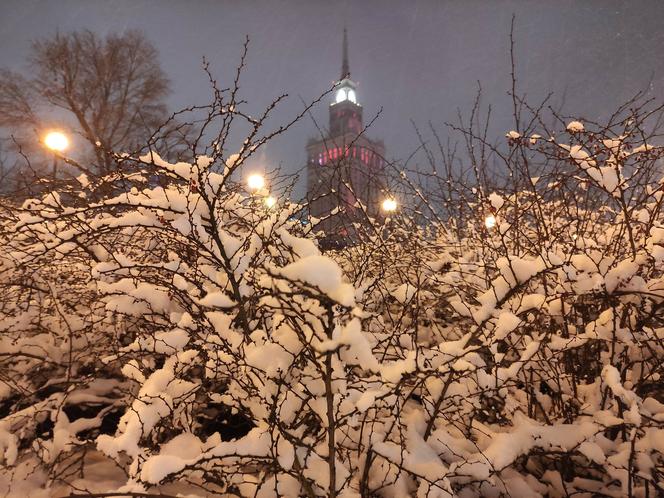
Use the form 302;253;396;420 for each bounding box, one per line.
335;87;357;104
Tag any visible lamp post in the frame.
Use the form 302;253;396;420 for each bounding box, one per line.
43;130;69;178
379;197;398;241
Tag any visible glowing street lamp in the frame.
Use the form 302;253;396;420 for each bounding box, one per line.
44;130;69;152
381;197;398;213
265;196;277;208
485;214;497;229
43;130;69;178
246;173;266;191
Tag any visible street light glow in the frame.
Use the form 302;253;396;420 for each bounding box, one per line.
485;214;497;229
265;196;277;208
381;198;398;213
247;173;266;191
44;131;69;152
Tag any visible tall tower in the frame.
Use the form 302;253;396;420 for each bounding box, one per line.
306;28;386;246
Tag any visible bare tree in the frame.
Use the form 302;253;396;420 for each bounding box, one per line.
0;30;170;176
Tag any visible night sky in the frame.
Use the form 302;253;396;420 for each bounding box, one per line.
2;0;664;192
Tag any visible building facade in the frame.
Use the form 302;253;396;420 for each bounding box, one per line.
306;29;386;244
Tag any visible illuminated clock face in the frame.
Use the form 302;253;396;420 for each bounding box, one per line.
347;89;356;103
336;88;347;103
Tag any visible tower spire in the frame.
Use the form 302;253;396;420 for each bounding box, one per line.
341;27;349;80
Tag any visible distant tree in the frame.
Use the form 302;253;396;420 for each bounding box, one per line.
0;29;171;176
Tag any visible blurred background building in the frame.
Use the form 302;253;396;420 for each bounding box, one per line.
306;29;386;246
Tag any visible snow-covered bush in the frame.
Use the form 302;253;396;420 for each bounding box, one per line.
2;77;664;497
324;99;664;496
